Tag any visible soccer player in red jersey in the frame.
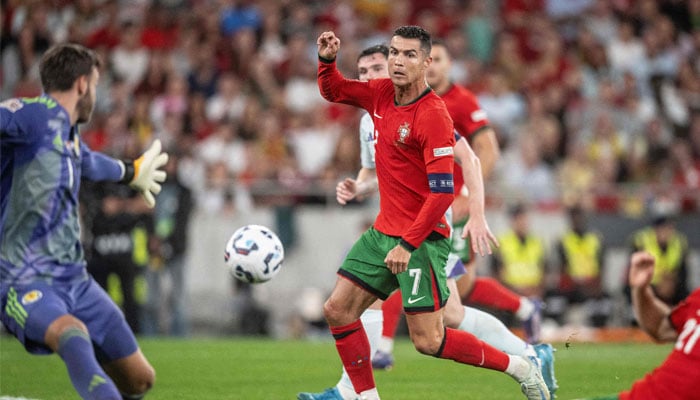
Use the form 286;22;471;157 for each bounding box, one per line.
376;41;544;366
579;251;700;400
316;26;549;400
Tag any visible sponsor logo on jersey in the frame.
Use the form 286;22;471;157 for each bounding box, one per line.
397;122;410;143
21;290;43;305
0;98;24;112
433;147;453;157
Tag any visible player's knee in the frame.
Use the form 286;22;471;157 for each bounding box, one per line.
410;331;443;355
124;365;155;396
323;298;344;325
45;315;88;351
442;306;461;328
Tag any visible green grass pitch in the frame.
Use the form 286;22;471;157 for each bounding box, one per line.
0;336;671;399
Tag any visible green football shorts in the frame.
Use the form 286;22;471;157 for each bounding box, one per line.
450;217;472;263
338;226;451;313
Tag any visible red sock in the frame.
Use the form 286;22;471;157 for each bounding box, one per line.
467;277;521;313
437;327;509;371
330;320;375;393
381;291;403;338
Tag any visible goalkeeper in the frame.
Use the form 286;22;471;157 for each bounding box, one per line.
0;43;167;400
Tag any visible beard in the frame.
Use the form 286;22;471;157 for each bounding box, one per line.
76;88;95;124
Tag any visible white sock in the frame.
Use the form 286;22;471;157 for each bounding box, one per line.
515;297;535;321
359;388;380;400
376;335;394;354
504;355;530;381
361;309;383;359
459;306;530;357
337;309;383;399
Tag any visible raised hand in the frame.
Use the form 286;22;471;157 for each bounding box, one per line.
317;31;340;60
629;251;656;289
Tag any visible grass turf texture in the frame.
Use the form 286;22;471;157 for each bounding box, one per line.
1;336;671;399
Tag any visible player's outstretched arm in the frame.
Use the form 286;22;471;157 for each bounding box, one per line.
121;139;169;208
455;137;498;256
629;251;677;342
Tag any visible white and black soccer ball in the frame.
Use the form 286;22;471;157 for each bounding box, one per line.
224;224;284;284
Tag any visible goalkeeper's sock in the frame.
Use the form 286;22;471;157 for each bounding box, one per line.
57;328;121;400
435;327;509;371
459;306;534;357
331;320;375;394
467;277;521;313
337;309;383;398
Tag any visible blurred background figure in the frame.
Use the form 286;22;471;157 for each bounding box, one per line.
85;182;152;334
142;150;194;336
492;203;547;299
627;213;690;309
548;205;611;327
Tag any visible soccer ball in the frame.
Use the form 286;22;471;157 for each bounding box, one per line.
224;224;284;284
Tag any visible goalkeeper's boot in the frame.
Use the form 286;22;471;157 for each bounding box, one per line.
523;298;543;344
518;356;550;400
535;343;558;398
371;350;394;371
297;387;348;400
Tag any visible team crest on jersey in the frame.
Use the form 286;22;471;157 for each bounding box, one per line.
0;98;23;112
21;290;43;305
397;122;411;143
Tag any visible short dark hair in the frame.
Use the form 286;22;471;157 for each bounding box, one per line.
392;25;431;56
39;43;101;93
357;44;389;62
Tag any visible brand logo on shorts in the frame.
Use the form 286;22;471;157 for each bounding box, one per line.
21;290;43;305
407;296;426;305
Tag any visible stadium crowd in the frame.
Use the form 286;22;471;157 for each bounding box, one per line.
2;0;699;334
3;0;700;213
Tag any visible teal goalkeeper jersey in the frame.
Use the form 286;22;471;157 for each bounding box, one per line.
0;95;124;286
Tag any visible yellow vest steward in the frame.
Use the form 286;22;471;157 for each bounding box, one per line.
633;228;687;285
561;231;601;280
498;231;545;287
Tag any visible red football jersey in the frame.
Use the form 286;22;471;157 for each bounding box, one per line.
440;84;490;193
620;288;700;400
319;59;455;248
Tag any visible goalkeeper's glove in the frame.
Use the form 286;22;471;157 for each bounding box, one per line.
121;139;169;208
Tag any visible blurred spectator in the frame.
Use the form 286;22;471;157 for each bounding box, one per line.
150;73;189;133
198;121;249;178
86;183;152;334
548;206;611;327
110;19;150;90
556;139;595;209
287;111;341;179
628;213;690;307
461;0;496;63
499;134;558;207
668;138;700;211
477;69;527;147
205;72;247;123
143;151;194;336
606;17;645;77
492;204;547;299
